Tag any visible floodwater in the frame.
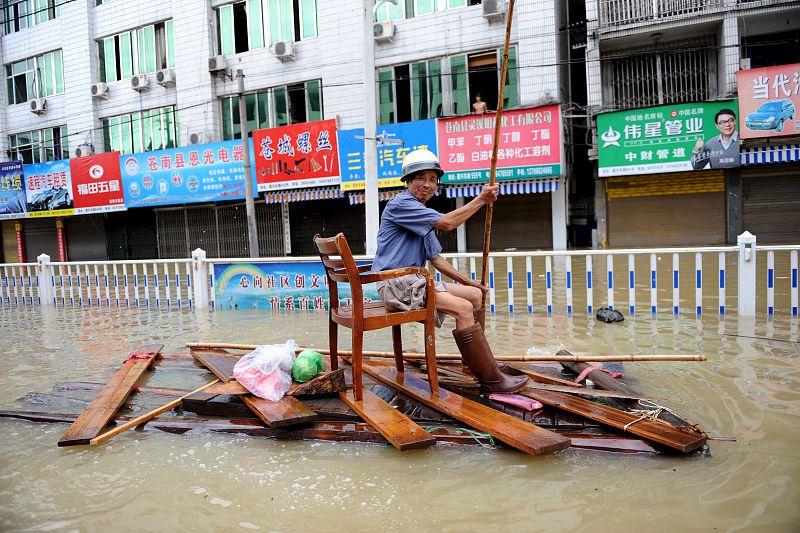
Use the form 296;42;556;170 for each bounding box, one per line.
1;303;798;532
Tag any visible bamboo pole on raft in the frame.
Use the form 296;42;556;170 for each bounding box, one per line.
480;0;517;305
185;343;705;362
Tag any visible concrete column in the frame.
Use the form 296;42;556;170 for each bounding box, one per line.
363;0;379;255
37;253;54;305
726;168;742;244
191;248;209;309
281;202;292;255
455;197;467;252
718;12;740;96
737;231;756;316
551;179;568;250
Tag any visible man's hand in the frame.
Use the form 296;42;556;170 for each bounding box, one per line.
469;278;490;294
477;184;499;205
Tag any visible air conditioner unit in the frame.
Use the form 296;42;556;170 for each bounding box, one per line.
482;0;506;21
188;131;208;145
208;55;227;73
273;41;295;62
91;82;109;99
29;98;47;114
373;21;395;43
131;74;150;91
75;144;95;158
156;68;175;87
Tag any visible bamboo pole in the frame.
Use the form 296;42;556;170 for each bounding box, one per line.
185;343;705;362
481;0;517;300
89;379;220;445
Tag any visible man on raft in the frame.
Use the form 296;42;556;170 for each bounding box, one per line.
371;149;529;393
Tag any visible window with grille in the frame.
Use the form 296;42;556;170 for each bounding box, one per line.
604;40;715;110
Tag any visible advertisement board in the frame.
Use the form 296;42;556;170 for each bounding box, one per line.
120;140;257;208
0;161;27;220
23;159;74;218
337;119;438;191
597;100;740;176
213;262;379;311
438;106;562;184
70;152;126;214
253;119;340;192
737;63;800;139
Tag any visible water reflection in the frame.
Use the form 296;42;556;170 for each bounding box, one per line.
0;306;798;532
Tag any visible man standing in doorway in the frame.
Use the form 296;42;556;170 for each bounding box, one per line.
472;93;489;115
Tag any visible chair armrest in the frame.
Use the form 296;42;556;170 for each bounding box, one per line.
360;267;432;285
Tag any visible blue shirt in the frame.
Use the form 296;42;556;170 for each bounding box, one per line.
372;190;443;271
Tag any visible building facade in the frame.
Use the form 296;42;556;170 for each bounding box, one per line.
1;0;573;262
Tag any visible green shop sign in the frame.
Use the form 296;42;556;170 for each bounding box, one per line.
597;100;739;177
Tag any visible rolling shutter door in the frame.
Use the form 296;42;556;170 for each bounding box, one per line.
65;215;107;261
607;171;726;247
22;218;59;260
742;164;800;244
466;194;553;251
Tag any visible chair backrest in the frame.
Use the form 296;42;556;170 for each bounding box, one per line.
313;233;363;313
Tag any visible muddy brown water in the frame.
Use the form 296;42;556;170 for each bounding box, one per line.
0;304;798;532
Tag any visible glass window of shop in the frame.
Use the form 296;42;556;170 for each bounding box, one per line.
98;21;175;83
102;107;177;154
216;0;318;56
5;50;63;105
8;126;69;164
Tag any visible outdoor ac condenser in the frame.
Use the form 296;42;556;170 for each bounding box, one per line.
29;98;47;114
131;74;150;91
273;41;295;61
156;69;175;87
208;56;227;73
482;0;506;21
75;144;95;158
91;82;109;99
373;21;395;43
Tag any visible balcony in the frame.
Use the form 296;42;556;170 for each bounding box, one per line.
598;0;724;30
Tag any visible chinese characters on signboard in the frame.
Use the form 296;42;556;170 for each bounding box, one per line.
23;159;74;218
737;63;800;139
597;100;739;176
253;119;340;192
213;262;379;311
70;152;126;214
0;161;26;220
337;119;438;191
120;140;257;207
438;105;562;184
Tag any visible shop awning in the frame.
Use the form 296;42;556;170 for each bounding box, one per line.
263;187;345;204
741;144;800;165
444;178;559;199
347;189;406;205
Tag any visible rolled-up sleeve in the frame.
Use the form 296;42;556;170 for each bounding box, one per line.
424;231;442;261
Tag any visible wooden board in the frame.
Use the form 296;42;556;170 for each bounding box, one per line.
522;389;707;453
506;365;582;388
558;350;637;395
58;344;163;446
191;349;316;428
360;360;571;456
338;389;436;451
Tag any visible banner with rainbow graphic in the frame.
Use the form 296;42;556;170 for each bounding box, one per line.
213;262;379;311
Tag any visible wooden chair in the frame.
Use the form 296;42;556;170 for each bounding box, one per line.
313;233;439;401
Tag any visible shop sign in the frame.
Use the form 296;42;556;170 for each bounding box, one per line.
597;100;740;176
213;262;378;311
253;119;340;192
0;161;27;220
120;140;257;208
438;105;562;184
23;159;74;218
70;152;126;214
737;63;800;139
337;119;438;191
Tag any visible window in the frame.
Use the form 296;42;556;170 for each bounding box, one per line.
98;21;175;83
221;80;323;140
378;46;518;125
3;0;60;34
102;106;177;154
96;0;113;4
604;39;714;109
376;0;472;22
8;126;69;164
6;50;64;105
216;0;318;56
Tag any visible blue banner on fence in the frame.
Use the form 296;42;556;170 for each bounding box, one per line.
120;140;258;208
213;262;379;311
337;119;438;191
0;161;27;220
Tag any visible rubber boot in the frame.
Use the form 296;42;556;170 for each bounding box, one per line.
472;308;485;330
453;323;528;393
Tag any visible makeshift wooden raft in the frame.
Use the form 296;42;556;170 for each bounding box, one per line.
38;344;707;455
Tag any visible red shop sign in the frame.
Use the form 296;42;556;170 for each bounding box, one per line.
70;152;126;214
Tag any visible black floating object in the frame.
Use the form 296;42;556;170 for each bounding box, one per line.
596;307;624;323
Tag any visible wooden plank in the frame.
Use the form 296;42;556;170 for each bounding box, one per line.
288;368;346;396
58;344;163;446
523;383;659;401
241;395;317;428
338;388;436;451
522;389;707;453
360;360;570;456
506;365;583;388
192;350;237;382
558;350;637;394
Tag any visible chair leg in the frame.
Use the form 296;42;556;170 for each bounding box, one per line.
392;325;404;373
328;318;338;371
352;327;364;401
424;318;438;394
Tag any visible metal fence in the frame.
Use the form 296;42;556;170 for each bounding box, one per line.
1;233;798;317
598;0;724;28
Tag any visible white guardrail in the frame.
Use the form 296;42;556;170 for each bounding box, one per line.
1;233;798;317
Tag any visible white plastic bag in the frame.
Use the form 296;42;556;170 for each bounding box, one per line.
233;340;297;401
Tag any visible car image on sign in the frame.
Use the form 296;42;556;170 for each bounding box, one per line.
745;99;795;133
